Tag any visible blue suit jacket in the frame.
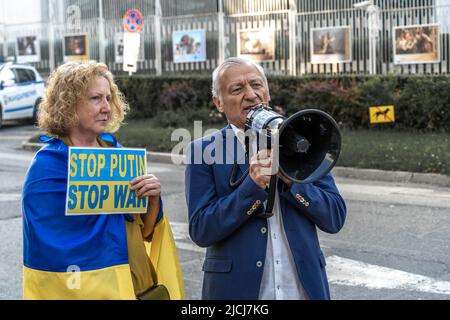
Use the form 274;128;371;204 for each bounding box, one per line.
185;126;346;300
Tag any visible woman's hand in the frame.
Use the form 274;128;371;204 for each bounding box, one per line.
130;174;161;199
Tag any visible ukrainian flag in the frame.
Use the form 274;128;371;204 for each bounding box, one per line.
22;135;185;300
147;214;186;300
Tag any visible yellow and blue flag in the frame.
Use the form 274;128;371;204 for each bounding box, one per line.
22;134;185;300
147;214;186;300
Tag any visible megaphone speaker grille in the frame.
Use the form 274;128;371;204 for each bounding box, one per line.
278;109;341;184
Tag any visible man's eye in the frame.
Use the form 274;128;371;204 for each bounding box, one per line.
252;83;263;88
106;96;111;102
231;88;242;94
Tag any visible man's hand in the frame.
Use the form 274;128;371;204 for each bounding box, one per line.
250;149;294;189
250;149;272;189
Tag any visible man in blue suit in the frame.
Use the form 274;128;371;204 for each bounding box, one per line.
185;57;346;300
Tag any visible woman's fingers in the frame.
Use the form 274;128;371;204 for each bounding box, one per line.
129;175;161;198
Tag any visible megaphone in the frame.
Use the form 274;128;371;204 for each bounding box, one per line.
245;104;341;184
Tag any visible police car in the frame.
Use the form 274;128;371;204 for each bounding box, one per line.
0;62;44;128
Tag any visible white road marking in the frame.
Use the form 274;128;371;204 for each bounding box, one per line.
0;193;21;202
169;221;450;295
0;136;30;141
147;166;171;173
175;241;205;253
170;222;193;241
0;150;171;173
326;255;450;295
0;152;34;162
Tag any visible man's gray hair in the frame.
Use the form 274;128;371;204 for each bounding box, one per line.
211;57;269;103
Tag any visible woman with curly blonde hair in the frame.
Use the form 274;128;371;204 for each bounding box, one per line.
22;61;183;300
38;60;128;139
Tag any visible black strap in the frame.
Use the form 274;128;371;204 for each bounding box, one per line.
265;175;277;214
255;175;276;218
229;135;250;188
229;135;276;219
229;163;249;188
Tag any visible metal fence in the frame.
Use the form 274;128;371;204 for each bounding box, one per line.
296;0;450;75
1;0;449;76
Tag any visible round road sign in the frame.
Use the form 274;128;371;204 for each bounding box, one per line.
124;9;143;33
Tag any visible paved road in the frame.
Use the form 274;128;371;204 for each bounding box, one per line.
0;123;449;300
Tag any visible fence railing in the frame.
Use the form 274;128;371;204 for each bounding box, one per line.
0;0;448;76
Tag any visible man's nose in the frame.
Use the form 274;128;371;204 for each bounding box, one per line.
243;84;258;100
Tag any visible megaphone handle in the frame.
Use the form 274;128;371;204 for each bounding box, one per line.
260;175;277;218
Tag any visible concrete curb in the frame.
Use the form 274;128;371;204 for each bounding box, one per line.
21;141;450;188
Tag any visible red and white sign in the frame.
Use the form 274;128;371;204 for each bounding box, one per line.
123;9;143;74
123;9;143;33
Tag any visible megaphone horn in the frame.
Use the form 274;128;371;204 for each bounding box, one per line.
245;104;341;184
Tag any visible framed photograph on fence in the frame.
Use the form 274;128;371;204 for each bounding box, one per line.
64;34;89;62
16;36;40;63
114;33;125;63
172;29;206;63
238;28;275;62
310;26;352;64
393;24;440;64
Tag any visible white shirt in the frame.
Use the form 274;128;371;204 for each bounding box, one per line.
230;124;309;300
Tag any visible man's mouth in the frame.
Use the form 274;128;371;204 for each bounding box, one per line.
243;103;263;113
243;104;258;111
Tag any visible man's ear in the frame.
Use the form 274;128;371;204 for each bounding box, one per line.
212;96;224;113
